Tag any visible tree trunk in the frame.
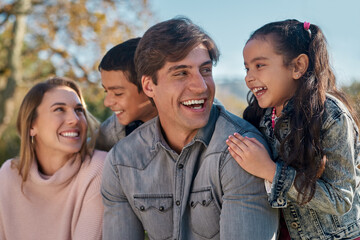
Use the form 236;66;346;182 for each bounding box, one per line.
0;0;31;137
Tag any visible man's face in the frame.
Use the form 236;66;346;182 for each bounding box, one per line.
101;70;155;126
143;44;215;141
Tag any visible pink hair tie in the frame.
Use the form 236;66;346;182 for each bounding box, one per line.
304;21;311;31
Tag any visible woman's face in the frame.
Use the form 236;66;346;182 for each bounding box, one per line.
30;86;87;158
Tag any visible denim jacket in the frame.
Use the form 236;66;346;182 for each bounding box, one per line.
261;94;360;240
101;103;278;240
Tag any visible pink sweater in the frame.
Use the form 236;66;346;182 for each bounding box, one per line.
0;150;107;240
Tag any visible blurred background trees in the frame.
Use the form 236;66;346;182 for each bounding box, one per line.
0;0;152;164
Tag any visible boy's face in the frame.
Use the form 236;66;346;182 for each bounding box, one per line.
101;70;156;126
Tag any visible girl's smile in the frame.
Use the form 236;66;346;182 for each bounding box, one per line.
243;36;298;114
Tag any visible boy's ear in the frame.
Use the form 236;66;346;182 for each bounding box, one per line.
142;75;155;98
292;54;309;79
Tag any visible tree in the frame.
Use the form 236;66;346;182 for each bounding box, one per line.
0;0;153;164
342;79;360;117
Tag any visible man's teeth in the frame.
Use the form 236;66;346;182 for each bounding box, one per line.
61;132;79;137
252;87;267;94
114;110;124;114
182;99;205;106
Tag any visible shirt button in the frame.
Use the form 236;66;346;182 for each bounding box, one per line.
202;200;206;205
277;198;285;205
291;222;299;229
178;164;184;169
190;201;194;207
176;200;181;206
140;206;145;211
159;206;164;211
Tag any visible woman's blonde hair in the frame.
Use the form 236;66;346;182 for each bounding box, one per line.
13;76;99;182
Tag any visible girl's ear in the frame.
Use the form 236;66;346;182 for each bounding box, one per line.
292;54;309;79
142;75;155;98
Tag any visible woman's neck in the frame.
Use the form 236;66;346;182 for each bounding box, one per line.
35;149;77;176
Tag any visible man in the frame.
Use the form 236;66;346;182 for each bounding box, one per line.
101;17;278;240
95;38;157;151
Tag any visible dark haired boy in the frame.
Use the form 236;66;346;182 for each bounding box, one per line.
95;38;157;151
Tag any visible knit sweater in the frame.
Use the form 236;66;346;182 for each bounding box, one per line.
0;150;107;240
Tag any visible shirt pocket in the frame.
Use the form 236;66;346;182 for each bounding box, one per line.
134;194;173;240
189;188;220;239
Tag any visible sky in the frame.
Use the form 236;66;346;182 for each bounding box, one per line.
150;0;360;87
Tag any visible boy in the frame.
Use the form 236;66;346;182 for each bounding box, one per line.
95;38;157;151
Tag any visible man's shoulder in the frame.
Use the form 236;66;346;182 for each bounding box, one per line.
215;104;263;139
107;118;158;169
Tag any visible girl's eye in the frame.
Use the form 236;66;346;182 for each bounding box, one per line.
256;64;265;68
244;67;249;73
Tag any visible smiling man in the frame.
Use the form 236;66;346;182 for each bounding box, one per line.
101;17;279;240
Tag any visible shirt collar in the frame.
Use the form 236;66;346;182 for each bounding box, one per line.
152;104;219;153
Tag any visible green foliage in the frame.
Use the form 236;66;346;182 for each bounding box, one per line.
0;123;20;166
82;84;112;122
342;80;360;117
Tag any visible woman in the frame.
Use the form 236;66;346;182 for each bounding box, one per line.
0;77;107;240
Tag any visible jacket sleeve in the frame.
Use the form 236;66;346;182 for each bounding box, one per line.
220;131;279;240
101;150;144;240
269;112;360;215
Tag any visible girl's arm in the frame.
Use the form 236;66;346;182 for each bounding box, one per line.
228;112;359;215
226;133;276;183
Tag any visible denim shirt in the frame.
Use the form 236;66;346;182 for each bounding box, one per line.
96;113;126;151
260;94;360;240
101;103;279;240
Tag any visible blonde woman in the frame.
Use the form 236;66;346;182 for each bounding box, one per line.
0;77;106;240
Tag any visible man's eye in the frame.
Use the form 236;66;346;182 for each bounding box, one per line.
244;67;249;73
115;93;123;96
256;64;265;68
174;71;187;77
201;67;212;75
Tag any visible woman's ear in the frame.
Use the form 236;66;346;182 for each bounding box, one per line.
30;126;37;137
142;75;155;98
292;54;309;79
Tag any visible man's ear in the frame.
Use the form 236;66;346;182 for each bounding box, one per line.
142;75;155;98
292;53;309;79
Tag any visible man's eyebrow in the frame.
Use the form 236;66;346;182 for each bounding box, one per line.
167;65;190;73
244;56;269;65
101;84;124;90
167;60;213;73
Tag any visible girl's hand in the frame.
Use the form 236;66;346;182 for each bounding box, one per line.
226;133;276;182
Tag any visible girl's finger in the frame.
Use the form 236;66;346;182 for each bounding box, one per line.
228;146;244;165
226;138;244;155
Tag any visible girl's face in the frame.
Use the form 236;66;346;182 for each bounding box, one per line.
30;86;87;159
243;36;298;115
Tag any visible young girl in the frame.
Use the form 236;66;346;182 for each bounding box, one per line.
226;19;360;239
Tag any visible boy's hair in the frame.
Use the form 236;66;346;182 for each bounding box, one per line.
134;17;220;88
243;19;359;205
98;37;141;92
